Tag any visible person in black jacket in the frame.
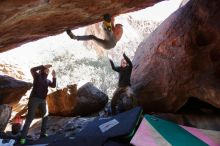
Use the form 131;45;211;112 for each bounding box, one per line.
20;64;56;144
109;53;136;115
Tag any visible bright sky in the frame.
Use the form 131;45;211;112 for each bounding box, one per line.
125;0;182;21
129;0;183;21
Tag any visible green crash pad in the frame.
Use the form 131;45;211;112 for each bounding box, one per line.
145;115;208;146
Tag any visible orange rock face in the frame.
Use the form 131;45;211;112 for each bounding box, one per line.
47;82;108;116
0;0;162;53
131;0;220;112
47;84;77;116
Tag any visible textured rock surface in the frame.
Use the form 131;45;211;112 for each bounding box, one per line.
0;104;12;131
0;75;32;106
131;0;220;112
12;82;108;117
75;82;108;116
47;84;77;116
48;82;108;116
0;0;162;53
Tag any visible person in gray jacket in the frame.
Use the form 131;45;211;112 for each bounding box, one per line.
66;15;123;50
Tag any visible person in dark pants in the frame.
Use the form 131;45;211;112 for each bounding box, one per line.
66;14;123;50
109;53;136;115
20;64;56;144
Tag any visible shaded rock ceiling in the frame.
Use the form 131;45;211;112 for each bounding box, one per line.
0;0;162;53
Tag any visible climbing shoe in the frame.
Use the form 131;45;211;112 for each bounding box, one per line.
66;29;77;39
19;138;26;145
40;133;48;138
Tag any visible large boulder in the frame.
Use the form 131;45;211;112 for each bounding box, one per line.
0;75;32;106
47;82;108;116
0;0;162;53
47;84;77;116
131;0;220;112
0;104;12;131
74;82;108;116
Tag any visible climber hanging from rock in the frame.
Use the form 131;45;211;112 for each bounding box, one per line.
66;14;123;50
109;53;137;115
19;64;56;145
